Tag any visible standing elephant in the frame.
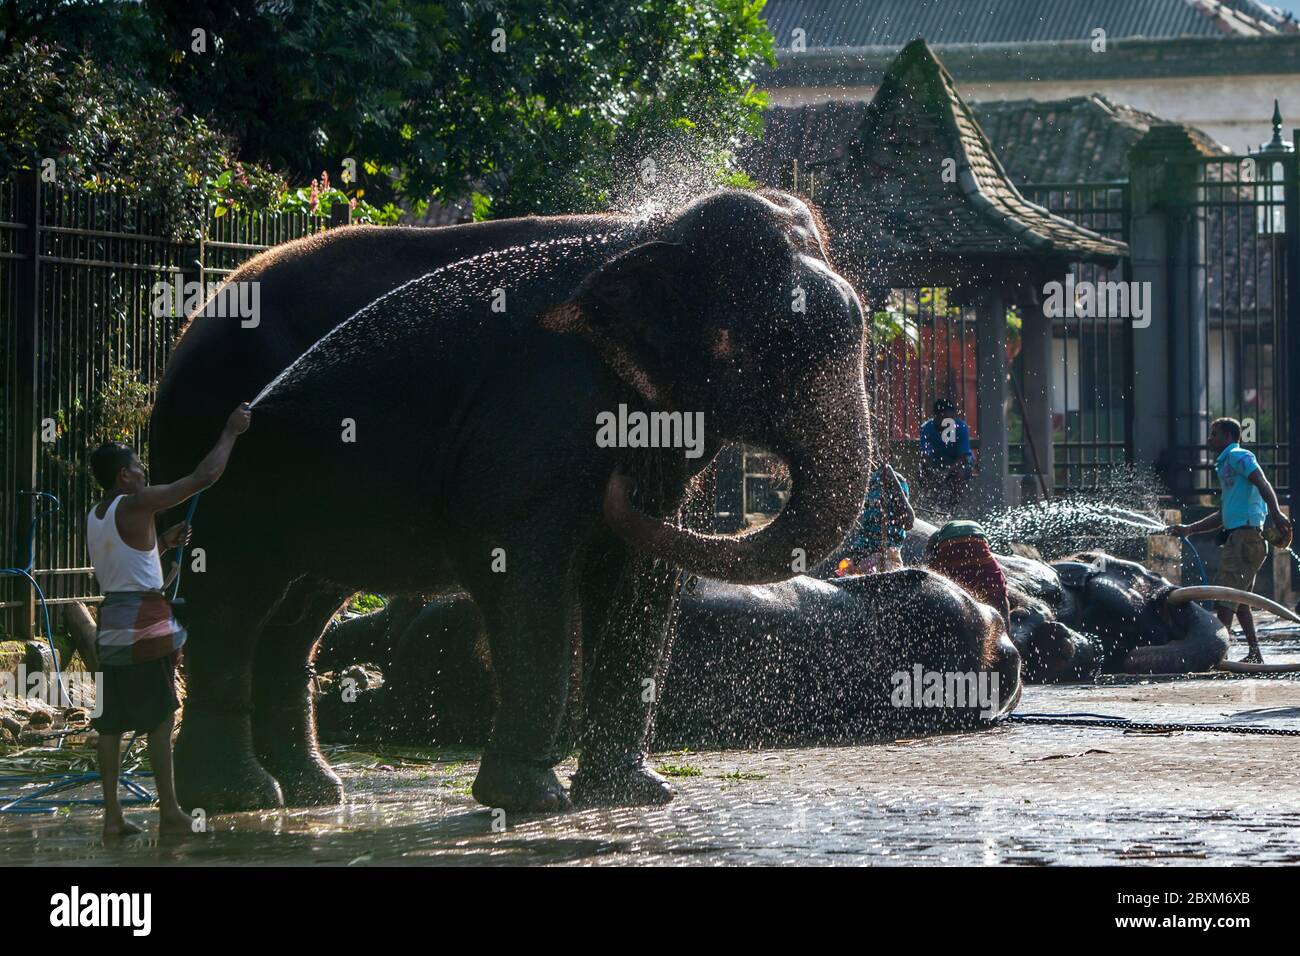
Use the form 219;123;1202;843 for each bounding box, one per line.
149;190;872;813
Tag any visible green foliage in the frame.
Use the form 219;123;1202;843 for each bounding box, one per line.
6;1;775;218
348;593;389;614
42;363;155;491
655;762;703;778
872;309;919;351
0;40;391;231
0;41;230;235
209;167;400;225
91;365;154;445
873;288;1021;350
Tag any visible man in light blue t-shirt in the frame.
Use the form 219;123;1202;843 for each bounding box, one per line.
1169;418;1292;663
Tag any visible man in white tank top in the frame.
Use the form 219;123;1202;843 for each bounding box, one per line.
86;402;251;837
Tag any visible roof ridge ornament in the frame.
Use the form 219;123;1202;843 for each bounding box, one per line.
1259;99;1292;154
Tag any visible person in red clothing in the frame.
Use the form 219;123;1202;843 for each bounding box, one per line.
925;520;1011;628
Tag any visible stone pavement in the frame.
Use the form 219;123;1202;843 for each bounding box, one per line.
3;667;1299;866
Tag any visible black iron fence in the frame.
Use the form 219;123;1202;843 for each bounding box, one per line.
1019;181;1132;492
1169;152;1294;496
1;170;339;638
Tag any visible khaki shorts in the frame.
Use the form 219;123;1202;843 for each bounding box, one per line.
1214;527;1268;607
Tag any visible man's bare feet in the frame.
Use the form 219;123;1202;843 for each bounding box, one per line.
103;818;145;839
1244;646;1265;665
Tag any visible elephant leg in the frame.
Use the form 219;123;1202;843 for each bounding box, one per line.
252;582;350;807
174;579;285;814
466;573;578;814
570;552;679;807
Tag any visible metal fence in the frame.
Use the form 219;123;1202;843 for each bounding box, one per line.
1019;181;1133;492
871;287;980;448
1168;152;1294;496
1;170;337;638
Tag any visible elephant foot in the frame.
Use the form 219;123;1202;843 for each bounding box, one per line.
260;751;345;808
570;752;676;807
175;742;284;814
175;706;284;813
471;751;571;813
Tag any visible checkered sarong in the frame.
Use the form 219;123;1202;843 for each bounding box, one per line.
95;590;187;666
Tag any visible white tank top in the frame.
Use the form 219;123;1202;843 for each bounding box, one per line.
86;496;164;592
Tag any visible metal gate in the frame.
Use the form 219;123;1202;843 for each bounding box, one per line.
1;171;337;638
1168;150;1295;497
1020;181;1133;491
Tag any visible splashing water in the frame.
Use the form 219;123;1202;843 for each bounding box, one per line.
603;126;752;220
249;228;638;409
248;128;799;412
980;497;1166;559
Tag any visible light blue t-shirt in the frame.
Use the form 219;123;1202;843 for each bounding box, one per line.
1215;442;1267;530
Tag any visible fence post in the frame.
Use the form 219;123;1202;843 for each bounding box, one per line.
1016;283;1054;495
176;230;203;326
1286;134;1300;588
12;169;41;640
1126;126;1204;492
329;203;352;229
973;285;1009;513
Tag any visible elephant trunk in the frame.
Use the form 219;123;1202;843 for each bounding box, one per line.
604;362;870;586
1122;599;1229;674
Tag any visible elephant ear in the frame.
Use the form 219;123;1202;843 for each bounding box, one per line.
542;241;691;348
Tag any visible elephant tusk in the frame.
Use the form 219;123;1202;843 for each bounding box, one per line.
1216;659;1300;673
1166;586;1300;624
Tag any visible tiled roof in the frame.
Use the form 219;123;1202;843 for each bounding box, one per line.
761;0;1297;50
787;39;1128;280
740;94;1228;189
738;99;871;188
972;95;1229;182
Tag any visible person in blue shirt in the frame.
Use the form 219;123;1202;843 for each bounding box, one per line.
838;463;915;575
1169;417;1292;663
918;398;975;506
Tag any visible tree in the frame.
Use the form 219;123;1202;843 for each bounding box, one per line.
0;39;233;233
5;1;774;217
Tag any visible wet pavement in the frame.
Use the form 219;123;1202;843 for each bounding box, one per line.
4;641;1300;866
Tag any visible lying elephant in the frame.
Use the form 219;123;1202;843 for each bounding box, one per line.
315;515;1292;756
312;540;1271;751
315;567;1023;750
1002;553;1225;679
1005;555;1300;679
899;519;1298;679
150;189;875;813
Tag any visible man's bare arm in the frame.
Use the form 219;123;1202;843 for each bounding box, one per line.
120;404;252;522
1168;512;1222;537
1248;470;1292;532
